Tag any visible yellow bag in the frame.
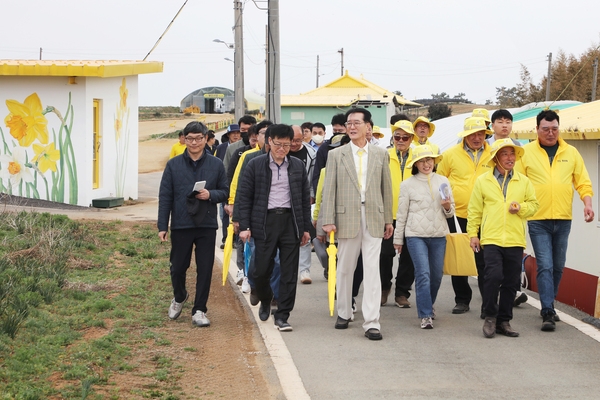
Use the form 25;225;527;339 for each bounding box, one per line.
443;216;478;276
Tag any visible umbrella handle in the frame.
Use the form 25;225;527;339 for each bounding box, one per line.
329;231;334;244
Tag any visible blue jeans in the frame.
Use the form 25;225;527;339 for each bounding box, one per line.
406;237;446;319
528;220;571;316
247;243;280;301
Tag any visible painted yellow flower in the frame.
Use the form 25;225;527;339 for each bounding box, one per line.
32;142;61;173
119;78;128;110
4;93;49;146
0;147;34;186
114;117;122;141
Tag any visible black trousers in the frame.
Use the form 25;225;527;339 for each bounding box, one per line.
380;221;415;298
482;245;523;322
170;228;217;315
447;216;485;305
253;212;300;322
220;203;229;244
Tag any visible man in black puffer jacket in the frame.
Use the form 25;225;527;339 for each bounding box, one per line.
158;121;228;328
237;124;311;332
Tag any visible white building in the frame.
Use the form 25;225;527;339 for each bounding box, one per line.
0;60;162;207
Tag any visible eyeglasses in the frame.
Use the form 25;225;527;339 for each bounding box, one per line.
393;136;412;142
292;139;303;144
540;126;559;133
271;141;291;149
345;121;365;127
185;136;205;143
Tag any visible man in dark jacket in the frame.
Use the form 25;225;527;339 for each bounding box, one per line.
237;124;311;331
158;121;228;328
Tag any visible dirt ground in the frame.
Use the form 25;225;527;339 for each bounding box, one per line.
105;242;280;399
138;115;230;174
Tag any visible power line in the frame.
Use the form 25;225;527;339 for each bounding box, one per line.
143;0;189;61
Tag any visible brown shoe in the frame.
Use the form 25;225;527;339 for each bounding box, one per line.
381;289;390;306
496;321;519;337
394;296;411;308
483;317;496;338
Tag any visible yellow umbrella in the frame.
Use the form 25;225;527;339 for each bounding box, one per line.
326;231;337;316
222;223;235;285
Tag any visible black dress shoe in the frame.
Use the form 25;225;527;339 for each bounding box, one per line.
364;328;382;340
452;303;470;314
258;301;270;321
250;289;259;306
496;321;519;337
274;319;293;331
335;316;351;329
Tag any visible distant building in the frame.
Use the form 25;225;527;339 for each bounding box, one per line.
180;87;265;114
280;71;421;126
0;59;163;206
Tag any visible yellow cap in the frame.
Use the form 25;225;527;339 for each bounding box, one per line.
457;116;493;138
407;145;443;169
412;116;435;137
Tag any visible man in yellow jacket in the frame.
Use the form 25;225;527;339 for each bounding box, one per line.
412;116;439;154
468;139;539;338
437;116;493;315
380;120;415;308
516;110;595;332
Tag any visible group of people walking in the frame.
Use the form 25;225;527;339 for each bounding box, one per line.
157;106;594;340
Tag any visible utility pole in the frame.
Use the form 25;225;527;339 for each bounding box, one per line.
266;0;281;123
39;47;42;60
545;52;552;101
592;58;598;101
338;48;344;76
316;55;320;88
233;0;245;120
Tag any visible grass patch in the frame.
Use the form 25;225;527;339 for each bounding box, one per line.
0;211;174;398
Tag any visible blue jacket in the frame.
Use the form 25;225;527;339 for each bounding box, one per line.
158;150;228;231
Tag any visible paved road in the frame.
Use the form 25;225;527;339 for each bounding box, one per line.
9;171;600;399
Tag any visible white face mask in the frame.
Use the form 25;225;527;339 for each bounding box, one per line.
312;134;324;144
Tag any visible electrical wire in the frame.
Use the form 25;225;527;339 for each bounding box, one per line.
143;0;189;61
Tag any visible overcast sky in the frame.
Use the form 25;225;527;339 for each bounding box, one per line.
2;0;599;106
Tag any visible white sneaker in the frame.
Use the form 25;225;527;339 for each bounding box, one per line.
168;293;188;320
300;270;312;284
241;277;251;293
236;269;244;285
192;310;210;327
420;317;433;329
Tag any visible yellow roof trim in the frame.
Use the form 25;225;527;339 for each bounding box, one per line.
0;60;163;77
512;128;600;140
512;100;600;140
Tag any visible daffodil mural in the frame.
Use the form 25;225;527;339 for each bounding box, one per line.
0;92;78;204
114;78;130;198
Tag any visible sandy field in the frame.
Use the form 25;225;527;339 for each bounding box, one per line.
138;114;231;173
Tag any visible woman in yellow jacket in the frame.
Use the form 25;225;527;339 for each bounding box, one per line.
467;139;539;338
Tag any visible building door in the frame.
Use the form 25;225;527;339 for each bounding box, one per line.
93;99;101;189
205;98;215;113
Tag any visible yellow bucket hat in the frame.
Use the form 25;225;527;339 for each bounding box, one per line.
457;116;493;138
471;108;491;125
412;116;436;137
372;125;384;138
407;145;443;169
487;138;524;166
390;120;415;136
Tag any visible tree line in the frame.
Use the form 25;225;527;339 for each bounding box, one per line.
496;44;600;107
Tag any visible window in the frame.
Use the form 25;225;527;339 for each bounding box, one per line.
93;99;101;189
